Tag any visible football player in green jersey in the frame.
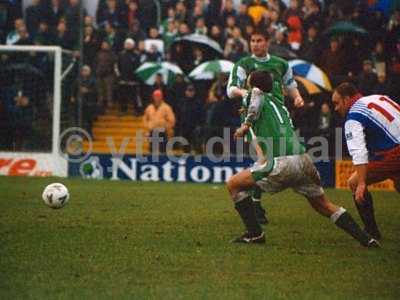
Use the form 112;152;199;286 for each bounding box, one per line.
227;28;304;225
226;70;379;248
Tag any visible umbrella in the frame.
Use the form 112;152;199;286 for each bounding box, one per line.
294;76;322;95
324;21;368;36
269;44;298;60
189;60;234;80
135;62;184;85
172;34;224;58
289;59;332;91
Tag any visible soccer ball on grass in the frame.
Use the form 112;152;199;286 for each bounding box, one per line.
42;183;70;209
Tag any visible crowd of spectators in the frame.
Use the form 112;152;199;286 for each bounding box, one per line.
1;0;400;153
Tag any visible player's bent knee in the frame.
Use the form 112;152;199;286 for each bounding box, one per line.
226;176;240;197
307;195;337;218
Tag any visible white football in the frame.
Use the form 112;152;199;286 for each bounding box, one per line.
42;183;70;209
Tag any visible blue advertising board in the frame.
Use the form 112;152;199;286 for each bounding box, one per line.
68;154;334;187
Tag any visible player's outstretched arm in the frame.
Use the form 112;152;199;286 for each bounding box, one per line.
227;64;247;99
288;87;304;108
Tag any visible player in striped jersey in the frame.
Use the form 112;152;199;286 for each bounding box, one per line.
332;82;400;240
227;71;378;247
227;28;304;225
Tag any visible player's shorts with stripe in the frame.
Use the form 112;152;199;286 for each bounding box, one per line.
250;154;324;198
368;145;400;183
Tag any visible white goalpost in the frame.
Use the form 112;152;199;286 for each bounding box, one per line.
0;45;67;177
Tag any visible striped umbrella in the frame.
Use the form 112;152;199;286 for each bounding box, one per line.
294;76;322;95
289;59;332;91
135;62;184;85
189;60;234;80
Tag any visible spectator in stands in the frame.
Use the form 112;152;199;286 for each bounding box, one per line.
45;0;65;27
97;0;125;28
282;0;302;21
14;24;31;45
126;19;146;44
302;0;321;30
357;59;378;95
84;15;95;28
144;27;164;58
317;102;332;139
83;25;101;68
191;2;206;29
126;0;139;30
370;40;388;74
115;38;142;115
194;17;207;35
162;19;178;51
319;38;346;85
166;73;187;115
192;47;205;68
177;21;191;36
71;65;97;135
372;72;391;96
178;84;203;153
95;40;117;109
300;23;319;61
247;0;268;26
287;15;302;51
209;24;225;48
6;18;25;45
270;26;289;49
143;89;176;153
65;0;86;42
152;73;167;98
102;21;125;52
237;3;252;32
25;0;43;38
224;29;248;61
220;0;237;28
34;21;53;45
175;1;189;24
53;20;75;49
3;86;34;150
224;15;237;39
208;72;229;104
160;6;176;34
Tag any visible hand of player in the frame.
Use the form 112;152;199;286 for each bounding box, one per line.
234;124;249;140
355;182;367;203
294;96;304;108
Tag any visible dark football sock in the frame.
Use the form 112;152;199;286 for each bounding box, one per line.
252;186;263;202
331;207;371;246
235;196;263;236
354;191;381;238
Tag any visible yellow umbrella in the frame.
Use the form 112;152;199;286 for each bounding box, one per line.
294;76;322;95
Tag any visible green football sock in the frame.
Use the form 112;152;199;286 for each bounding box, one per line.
252;186;263;202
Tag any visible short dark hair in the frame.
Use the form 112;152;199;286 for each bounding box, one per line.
334;82;359;98
249;70;273;93
251;27;270;40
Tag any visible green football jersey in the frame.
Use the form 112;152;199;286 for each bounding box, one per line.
243;89;305;158
227;54;297;104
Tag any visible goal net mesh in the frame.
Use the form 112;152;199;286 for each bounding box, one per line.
0;47;76;153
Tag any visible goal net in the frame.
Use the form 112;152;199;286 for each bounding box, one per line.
0;45;74;176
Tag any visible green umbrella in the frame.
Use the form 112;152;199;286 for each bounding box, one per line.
189;60;234;80
135;62;184;85
324;21;368;36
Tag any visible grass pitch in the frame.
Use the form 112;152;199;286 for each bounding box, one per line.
0;176;399;299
